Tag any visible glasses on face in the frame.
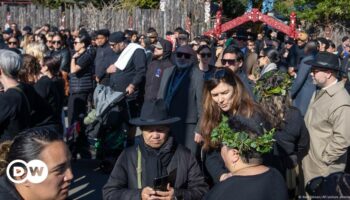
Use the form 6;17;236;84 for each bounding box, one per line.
47;40;52;44
109;43;118;47
204;69;227;81
258;55;266;59
74;41;81;45
8;42;17;45
52;41;61;45
311;68;328;74
176;52;191;59
221;59;237;66
200;53;212;58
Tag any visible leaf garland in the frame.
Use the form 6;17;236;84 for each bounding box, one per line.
211;115;275;154
253;71;292;101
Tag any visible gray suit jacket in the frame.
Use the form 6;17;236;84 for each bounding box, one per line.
157;65;204;131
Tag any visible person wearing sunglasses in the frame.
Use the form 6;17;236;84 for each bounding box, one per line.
6;37;22;55
200;67;266;184
196;45;214;73
158;45;204;156
49;33;71;96
220;45;254;98
68;33;94;126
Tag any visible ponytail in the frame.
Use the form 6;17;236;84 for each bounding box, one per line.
0;141;13;176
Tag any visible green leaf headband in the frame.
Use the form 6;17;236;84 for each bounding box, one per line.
211;115;275;154
253;71;292;101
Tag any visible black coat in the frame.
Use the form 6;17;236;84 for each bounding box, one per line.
103;137;208;200
157;65;204;154
0;176;23;199
290;55;316;116
94;43;118;84
144;58;174;101
110;48;147;93
50;47;71;73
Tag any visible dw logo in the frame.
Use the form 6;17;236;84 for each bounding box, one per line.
6;159;48;184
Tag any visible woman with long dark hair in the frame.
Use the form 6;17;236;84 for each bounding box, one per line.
200;67;267;183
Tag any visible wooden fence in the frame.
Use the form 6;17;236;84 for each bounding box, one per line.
0;0;212;37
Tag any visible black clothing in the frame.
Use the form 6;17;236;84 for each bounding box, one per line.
144;58;173;101
158;37;172;59
68;92;89;125
203;168;288;200
0;176;22;200
110;48;147;93
237;69;255;98
34;76;63;122
271;107;309;173
94;43;118;85
103;136;208;200
69;50;94;94
51;47;71;72
0;83;54;141
138;137;176;187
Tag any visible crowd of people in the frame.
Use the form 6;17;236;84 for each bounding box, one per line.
0;21;350;199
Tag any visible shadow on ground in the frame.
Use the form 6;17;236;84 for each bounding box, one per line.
68;159;109;200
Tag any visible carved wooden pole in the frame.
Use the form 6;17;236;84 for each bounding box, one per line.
214;0;223;37
289;12;297;39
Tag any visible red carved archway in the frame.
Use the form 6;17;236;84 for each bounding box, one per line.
204;8;299;39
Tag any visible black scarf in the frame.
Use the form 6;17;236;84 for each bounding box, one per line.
138;136;177;187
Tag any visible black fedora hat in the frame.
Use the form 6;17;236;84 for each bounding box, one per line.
305;52;340;71
129;99;180;126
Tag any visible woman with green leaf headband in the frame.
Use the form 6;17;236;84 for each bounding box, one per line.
254;70;309;197
203;115;288;200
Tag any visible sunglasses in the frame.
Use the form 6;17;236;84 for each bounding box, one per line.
200;53;212;58
8;42;17;45
176;52;191;59
204;69;227;81
74;41;81;45
52;41;61;44
221;59;238;65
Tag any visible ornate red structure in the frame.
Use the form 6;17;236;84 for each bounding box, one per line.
204;8;299;39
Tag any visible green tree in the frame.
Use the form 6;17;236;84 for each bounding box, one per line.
274;0;350;23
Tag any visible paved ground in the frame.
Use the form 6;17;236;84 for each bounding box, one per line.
68;159;109;200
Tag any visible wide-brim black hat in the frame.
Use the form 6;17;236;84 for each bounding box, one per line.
129;99;180;126
305;52;340;71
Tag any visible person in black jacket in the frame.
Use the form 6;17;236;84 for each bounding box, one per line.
68;33;94;125
255;70;309;197
94;29;118;86
144;41;173;101
103;99;208;200
0;50;55;141
49;33;71;96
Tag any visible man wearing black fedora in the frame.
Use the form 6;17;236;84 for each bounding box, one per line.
302;52;350;194
103;99;208;200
